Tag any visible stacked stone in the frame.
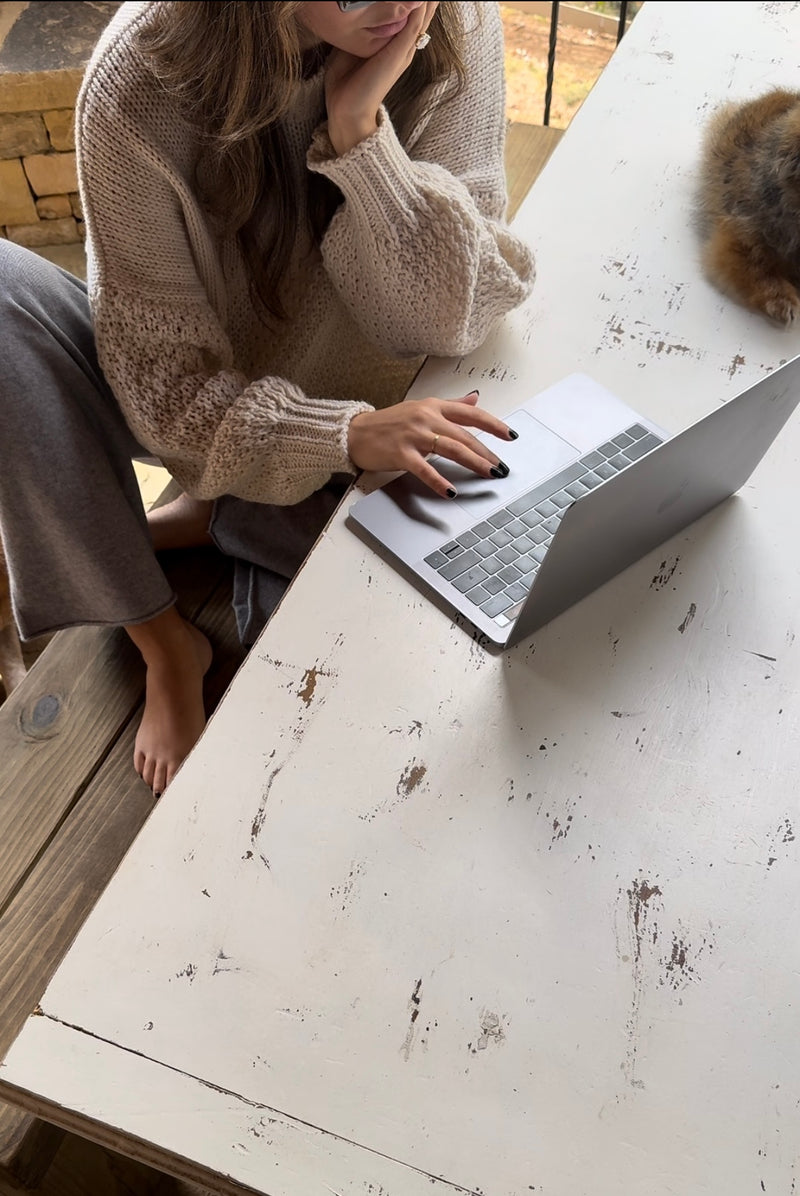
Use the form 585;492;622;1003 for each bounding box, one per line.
0;74;83;249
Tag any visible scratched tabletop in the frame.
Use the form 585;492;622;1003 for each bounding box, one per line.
3;3;800;1194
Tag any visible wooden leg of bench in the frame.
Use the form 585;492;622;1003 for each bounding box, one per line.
0;1110;63;1190
0;1129;217;1195
0;530;245;1192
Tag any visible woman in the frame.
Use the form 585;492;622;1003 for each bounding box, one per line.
0;1;534;794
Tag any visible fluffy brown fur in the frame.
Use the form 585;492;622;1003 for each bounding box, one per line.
696;87;800;326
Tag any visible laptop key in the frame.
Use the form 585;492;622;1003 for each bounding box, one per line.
480;555;504;575
453;565;490;593
472;521;494;538
503;518;526;537
465;584;492;606
612;431;634;449
482;573;506;594
580;471;604;489
490;528;514;548
565;479;589;500
440;540;462;557
480;591;515;617
498;563;521;584
505;580;530;603
496;544;519;565
579;450;604;469
534;499;560;518
439;548;480;580
506;460;585;517
424;549;449;570
473;539;498;559
456;529;479;548
487;509;514;529
623;432;664;460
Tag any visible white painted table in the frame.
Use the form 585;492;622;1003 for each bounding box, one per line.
3;3;800;1193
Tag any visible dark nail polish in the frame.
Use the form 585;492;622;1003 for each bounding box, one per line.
508;428;519;440
446;487;457;499
467;389;480;398
490;462;509;479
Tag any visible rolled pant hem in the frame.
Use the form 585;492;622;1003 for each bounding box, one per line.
17;593;177;644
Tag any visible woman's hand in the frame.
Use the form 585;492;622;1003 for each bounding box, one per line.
325;3;438;156
347;391;517;498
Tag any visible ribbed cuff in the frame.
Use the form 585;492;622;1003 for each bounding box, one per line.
307;107;428;234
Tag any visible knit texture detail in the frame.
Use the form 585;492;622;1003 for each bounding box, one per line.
75;0;535;506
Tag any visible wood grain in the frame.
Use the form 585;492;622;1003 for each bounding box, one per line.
0;549;243;1186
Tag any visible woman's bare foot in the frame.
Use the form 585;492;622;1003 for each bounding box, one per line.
125;607;213;795
148;492;214;551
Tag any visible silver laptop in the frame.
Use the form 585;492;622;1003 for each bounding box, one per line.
347;361;800;647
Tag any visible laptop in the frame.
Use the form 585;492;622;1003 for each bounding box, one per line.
347;359;800;647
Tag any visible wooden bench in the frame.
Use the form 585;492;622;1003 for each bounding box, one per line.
0;120;562;1195
0;487;246;1195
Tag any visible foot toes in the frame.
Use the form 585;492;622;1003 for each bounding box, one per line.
133;747;146;779
152;761;169;799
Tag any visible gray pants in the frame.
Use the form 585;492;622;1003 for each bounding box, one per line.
0;241;344;647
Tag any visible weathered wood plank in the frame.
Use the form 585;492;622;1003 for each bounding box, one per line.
0;553;244;1187
0;546;233;917
0;1130;215;1196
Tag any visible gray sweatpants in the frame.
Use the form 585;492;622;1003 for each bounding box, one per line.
0;241;345;646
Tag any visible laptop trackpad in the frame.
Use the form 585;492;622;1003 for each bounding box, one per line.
439;409;579;521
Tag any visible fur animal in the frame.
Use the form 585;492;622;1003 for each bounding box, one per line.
696;87;800;326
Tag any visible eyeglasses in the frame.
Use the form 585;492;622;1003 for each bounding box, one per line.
336;2;379;11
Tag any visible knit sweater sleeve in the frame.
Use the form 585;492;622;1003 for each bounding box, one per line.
75;13;372;507
306;2;535;359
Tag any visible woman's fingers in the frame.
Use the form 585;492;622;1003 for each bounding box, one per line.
439;395;515;439
347;393;519;499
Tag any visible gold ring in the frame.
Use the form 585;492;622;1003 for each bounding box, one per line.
415;31;431;50
430;433;440;455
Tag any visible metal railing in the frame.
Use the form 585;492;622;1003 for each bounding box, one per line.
543;1;633;126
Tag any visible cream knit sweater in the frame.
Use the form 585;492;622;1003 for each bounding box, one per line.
76;1;535;507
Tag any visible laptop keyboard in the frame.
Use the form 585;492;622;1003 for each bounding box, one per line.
423;423;664;626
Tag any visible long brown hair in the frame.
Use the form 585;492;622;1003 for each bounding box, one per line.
137;2;468;320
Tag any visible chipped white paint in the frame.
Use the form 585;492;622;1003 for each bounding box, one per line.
3;3;800;1194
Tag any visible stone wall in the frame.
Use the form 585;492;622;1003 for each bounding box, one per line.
0;1;120;250
0;100;82;247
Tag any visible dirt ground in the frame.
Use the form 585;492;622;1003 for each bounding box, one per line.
499;4;623;129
